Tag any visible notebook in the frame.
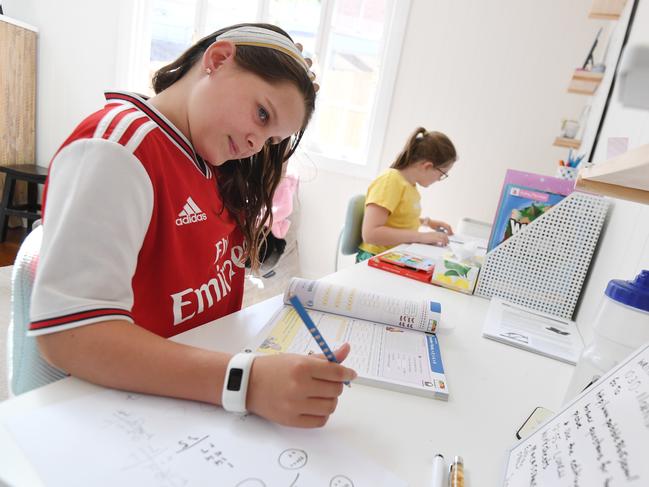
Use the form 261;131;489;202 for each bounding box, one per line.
487;170;574;251
482;298;584;364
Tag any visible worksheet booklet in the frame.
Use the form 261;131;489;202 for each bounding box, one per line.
482;298;584;364
247;278;449;400
502;340;649;486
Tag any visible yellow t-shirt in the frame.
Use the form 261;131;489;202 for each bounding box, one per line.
359;168;421;255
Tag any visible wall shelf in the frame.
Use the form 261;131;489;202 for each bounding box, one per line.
553;137;581;149
589;0;627;19
568;69;605;95
576;144;649;204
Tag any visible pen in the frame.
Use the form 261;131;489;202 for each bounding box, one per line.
288;295;350;386
431;453;445;487
449;456;464;487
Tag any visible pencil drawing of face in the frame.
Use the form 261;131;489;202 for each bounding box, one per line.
235;479;266;487
278;448;308;469
330;475;354;487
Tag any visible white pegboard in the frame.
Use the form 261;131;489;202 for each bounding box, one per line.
475;192;610;319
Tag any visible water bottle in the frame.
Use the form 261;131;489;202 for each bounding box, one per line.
564;269;649;402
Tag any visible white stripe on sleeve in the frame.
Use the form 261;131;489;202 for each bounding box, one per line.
30;138;154;331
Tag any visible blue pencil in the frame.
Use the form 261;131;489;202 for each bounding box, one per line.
288;295;350;386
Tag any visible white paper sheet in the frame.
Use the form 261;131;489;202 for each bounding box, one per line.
405;234;488;260
503;341;649;486
4;389;407;487
482;298;584;364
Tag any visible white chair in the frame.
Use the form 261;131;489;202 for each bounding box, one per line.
6;224;66;396
334;194;365;271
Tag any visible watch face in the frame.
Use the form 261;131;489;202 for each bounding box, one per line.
227;368;244;391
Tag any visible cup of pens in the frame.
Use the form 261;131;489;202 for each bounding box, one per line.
556;165;578;180
555;149;584;180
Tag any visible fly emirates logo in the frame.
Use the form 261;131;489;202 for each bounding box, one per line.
171;237;245;325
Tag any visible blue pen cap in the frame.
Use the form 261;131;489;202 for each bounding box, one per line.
605;270;649;312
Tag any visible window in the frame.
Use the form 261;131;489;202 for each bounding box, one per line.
140;0;410;175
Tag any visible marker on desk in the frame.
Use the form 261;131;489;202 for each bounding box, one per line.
431;453;445;487
449;456;464;487
288;295;351;386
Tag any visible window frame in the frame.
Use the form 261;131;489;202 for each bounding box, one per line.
119;0;411;178
305;0;411;178
116;0;154;94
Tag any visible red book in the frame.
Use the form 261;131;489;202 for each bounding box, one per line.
368;255;434;283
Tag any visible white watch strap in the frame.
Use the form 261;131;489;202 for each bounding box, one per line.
222;352;256;414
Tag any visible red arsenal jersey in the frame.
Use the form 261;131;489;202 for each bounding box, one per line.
29;92;245;338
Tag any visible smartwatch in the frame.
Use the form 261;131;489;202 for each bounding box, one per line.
222;352;256;414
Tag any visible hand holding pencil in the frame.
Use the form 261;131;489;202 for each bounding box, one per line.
245;296;356;428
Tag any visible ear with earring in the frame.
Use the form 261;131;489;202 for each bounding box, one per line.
205;67;212;76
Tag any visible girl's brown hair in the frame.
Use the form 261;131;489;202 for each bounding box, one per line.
152;23;316;271
391;127;457;170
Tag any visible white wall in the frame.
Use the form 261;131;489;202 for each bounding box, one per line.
3;0;616;281
3;0;129;163
299;0;608;277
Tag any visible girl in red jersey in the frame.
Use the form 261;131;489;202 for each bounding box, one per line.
30;23;356;428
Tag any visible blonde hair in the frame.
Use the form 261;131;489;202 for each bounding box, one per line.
391;127;457;170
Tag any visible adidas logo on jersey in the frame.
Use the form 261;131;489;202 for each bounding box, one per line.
176;197;207;226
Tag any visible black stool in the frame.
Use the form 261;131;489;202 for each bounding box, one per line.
0;164;48;242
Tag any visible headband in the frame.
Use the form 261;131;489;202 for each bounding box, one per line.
216;26;314;79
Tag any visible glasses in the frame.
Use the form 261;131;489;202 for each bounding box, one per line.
436;167;449;180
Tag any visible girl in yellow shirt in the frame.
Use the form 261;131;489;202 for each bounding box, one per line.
357;127;457;262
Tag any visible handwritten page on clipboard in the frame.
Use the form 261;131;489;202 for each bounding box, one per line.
503;341;649;486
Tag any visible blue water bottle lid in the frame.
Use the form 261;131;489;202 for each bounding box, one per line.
605;270;649;312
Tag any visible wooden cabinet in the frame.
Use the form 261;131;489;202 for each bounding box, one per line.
0;15;38;224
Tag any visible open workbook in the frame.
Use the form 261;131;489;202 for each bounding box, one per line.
246;278;449;400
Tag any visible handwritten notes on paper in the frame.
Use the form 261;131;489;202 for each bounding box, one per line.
504;342;649;486
4;389;406;487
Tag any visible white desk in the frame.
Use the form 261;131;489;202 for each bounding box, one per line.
0;261;575;486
